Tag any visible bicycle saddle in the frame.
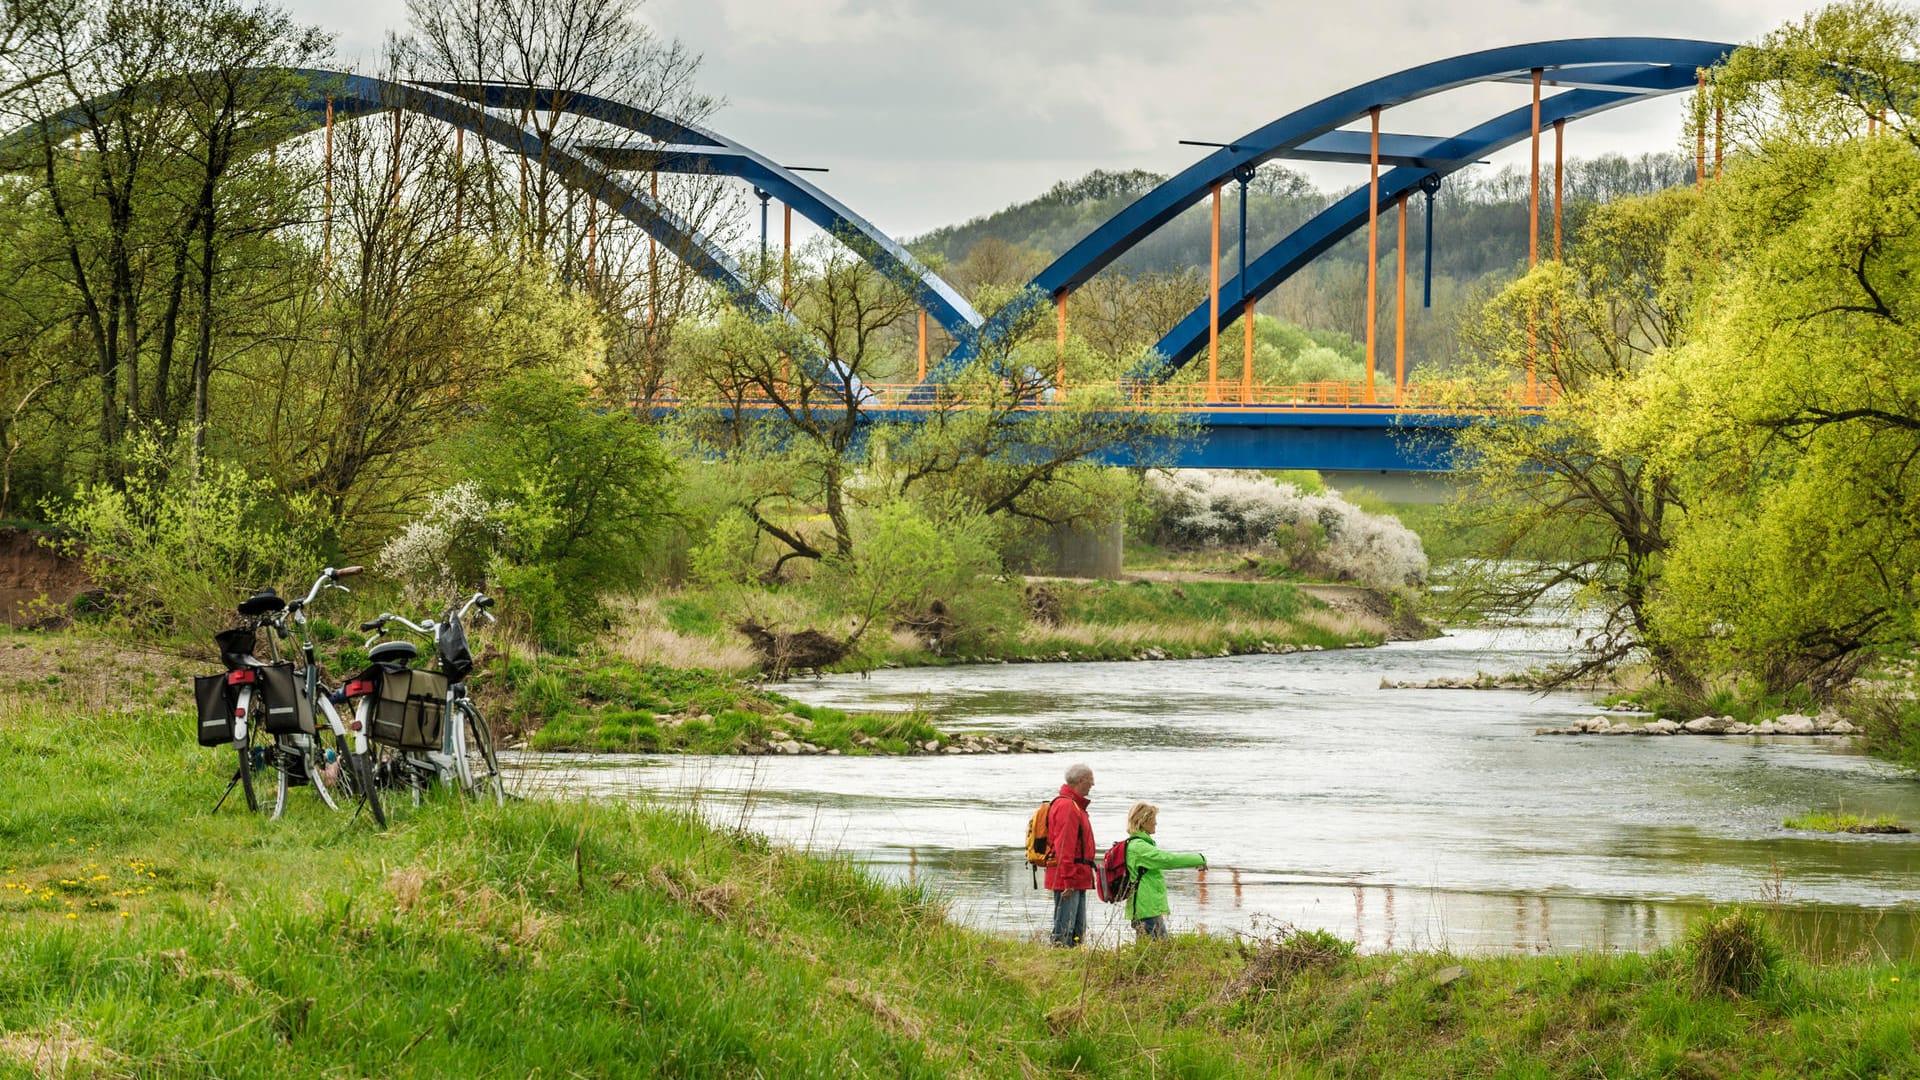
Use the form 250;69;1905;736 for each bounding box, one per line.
238;588;286;616
368;641;418;664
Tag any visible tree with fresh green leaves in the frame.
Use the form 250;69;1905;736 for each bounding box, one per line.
452;371;677;647
1613;1;1920;699
1447;186;1702;691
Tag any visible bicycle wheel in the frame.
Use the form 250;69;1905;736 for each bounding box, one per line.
306;736;347;813
452;700;505;806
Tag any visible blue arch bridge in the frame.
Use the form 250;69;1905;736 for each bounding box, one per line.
0;37;1736;471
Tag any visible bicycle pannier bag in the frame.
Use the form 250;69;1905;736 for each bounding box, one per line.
254;662;315;736
194;674;236;746
361;663;448;750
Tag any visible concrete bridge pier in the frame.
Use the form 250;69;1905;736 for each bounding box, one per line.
1051;514;1124;579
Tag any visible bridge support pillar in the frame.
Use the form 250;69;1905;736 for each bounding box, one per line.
1051;514;1124;580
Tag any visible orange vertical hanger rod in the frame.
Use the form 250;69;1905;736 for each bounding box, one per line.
1055;291;1068;398
1696;71;1707;188
1365;106;1380;404
917;310;928;382
1242;300;1255;404
1208;183;1222;402
782;204;793;309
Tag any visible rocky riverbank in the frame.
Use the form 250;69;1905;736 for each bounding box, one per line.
744;727;1047;756
1535;713;1860;737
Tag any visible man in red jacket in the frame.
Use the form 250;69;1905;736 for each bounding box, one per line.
1044;763;1097;947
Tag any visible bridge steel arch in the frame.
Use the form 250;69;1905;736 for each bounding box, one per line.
0;69;982;341
936;37;1734;381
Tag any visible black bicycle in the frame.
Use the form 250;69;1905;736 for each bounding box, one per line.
196;567;387;827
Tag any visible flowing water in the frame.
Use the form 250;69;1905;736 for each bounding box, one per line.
514;627;1920;955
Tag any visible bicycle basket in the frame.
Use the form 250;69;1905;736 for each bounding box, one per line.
436;615;473;683
214;626;258;670
193;674;236;746
358;663;449;751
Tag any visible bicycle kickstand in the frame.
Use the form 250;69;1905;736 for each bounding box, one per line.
212;766;243;813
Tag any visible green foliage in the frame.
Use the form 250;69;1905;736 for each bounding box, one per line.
41;435;324;640
1064;580;1307;625
1844;677;1920;771
491;649;948;755
1602;3;1920;707
454;373;677;647
815;501;1010;653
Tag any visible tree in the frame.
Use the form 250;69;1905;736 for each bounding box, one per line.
1618;0;1920;699
403;0;740;410
452;371;677;645
0;0;328;471
1446;187;1702;691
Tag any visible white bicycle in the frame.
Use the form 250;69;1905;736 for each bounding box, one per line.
346;593;506;806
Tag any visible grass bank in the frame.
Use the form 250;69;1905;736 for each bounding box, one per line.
0;625;1023;758
616;578;1393;676
487;651;1000;756
4;702;1919;1078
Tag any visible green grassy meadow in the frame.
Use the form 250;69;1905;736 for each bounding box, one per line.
4;698;1919;1077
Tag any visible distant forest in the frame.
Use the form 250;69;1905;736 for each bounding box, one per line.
910;152;1695;374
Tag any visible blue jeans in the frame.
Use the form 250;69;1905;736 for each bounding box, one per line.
1051;889;1087;947
1132;915;1167;940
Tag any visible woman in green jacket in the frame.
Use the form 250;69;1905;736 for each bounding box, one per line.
1122;802;1207;940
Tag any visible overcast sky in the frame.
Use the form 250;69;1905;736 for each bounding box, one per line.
286;0;1817;241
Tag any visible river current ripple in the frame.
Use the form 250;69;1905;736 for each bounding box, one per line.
513;626;1920;955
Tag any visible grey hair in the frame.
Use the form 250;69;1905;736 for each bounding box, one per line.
1064;763;1093;786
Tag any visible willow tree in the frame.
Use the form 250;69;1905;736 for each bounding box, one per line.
1444;187;1702;691
1621;0;1920;700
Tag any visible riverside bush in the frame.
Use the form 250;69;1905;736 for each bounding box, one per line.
444;373;678;647
1144;470;1428;586
41;435;325;639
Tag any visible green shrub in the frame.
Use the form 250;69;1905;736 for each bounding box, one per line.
41;434;325;641
442;372;678;649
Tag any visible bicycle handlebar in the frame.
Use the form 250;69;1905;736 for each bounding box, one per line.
454;593;495;623
294;567;362;609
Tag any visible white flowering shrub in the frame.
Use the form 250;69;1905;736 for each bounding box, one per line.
377;482;510;607
1143;470;1428;586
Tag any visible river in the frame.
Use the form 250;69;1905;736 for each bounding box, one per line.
512;626;1920;956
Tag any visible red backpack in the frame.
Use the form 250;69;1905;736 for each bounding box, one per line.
1095;837;1136;904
